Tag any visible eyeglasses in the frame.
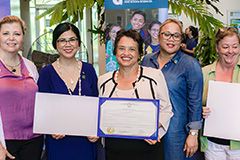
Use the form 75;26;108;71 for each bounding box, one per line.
160;32;182;41
57;37;78;46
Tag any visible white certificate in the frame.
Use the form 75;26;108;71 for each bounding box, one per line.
98;98;159;140
33;92;99;136
204;80;240;141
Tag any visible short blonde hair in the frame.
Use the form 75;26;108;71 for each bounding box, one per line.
159;18;183;34
216;27;240;45
0;15;26;34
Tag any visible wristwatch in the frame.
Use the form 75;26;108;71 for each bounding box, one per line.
189;131;198;136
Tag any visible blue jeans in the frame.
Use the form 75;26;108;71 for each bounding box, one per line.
163;131;195;160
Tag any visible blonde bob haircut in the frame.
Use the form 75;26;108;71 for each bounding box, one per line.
215;27;240;45
159;18;183;35
0;15;26;35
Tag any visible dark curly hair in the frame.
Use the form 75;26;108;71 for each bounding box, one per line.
113;29;144;59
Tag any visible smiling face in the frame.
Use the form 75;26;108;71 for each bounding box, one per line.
116;36;139;68
149;23;160;40
159;22;182;55
130;14;145;31
217;34;240;67
0;22;24;54
109;26;121;42
56;30;80;59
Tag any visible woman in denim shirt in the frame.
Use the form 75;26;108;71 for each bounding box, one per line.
142;19;203;160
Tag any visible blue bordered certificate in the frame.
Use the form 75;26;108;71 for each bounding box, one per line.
97;97;160;140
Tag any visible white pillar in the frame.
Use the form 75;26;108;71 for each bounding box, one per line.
20;0;31;57
158;8;168;23
85;8;93;64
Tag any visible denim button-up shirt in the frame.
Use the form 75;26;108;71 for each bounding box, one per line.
142;50;203;132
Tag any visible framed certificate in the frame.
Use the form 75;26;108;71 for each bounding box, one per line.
97;97;160;140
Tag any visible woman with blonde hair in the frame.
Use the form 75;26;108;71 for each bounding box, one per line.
202;27;240;160
0;15;43;160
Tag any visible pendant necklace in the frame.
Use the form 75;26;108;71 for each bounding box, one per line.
2;59;21;73
56;58;82;95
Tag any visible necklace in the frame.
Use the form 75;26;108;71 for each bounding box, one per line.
2;60;21;73
114;65;141;91
56;58;82;95
114;65;141;85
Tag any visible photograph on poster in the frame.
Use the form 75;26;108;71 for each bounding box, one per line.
104;0;168;72
105;7;168;72
228;11;240;32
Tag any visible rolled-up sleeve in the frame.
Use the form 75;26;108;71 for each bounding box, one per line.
186;60;203;130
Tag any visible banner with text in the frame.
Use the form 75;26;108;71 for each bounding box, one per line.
0;0;10;19
105;0;168;10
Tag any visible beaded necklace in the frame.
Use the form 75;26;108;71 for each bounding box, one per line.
114;65;141;86
56;58;82;95
114;65;141;98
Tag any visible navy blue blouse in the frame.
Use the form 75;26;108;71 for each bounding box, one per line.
37;62;98;160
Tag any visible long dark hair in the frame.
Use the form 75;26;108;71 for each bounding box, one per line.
189;26;199;42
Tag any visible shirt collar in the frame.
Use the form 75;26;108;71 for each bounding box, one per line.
237;58;240;66
149;50;182;66
207;57;240;75
170;50;182;64
208;61;217;74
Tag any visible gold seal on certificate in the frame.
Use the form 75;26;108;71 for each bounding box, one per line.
107;127;115;134
98;97;159;140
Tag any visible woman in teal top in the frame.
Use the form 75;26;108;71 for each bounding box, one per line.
202;27;240;160
106;24;121;72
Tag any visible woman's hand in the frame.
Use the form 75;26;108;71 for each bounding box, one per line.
181;43;187;50
0;143;15;160
87;136;99;143
184;134;198;158
144;137;160;145
52;134;65;140
202;107;211;119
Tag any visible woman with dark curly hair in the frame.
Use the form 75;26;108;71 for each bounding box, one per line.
99;29;173;160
